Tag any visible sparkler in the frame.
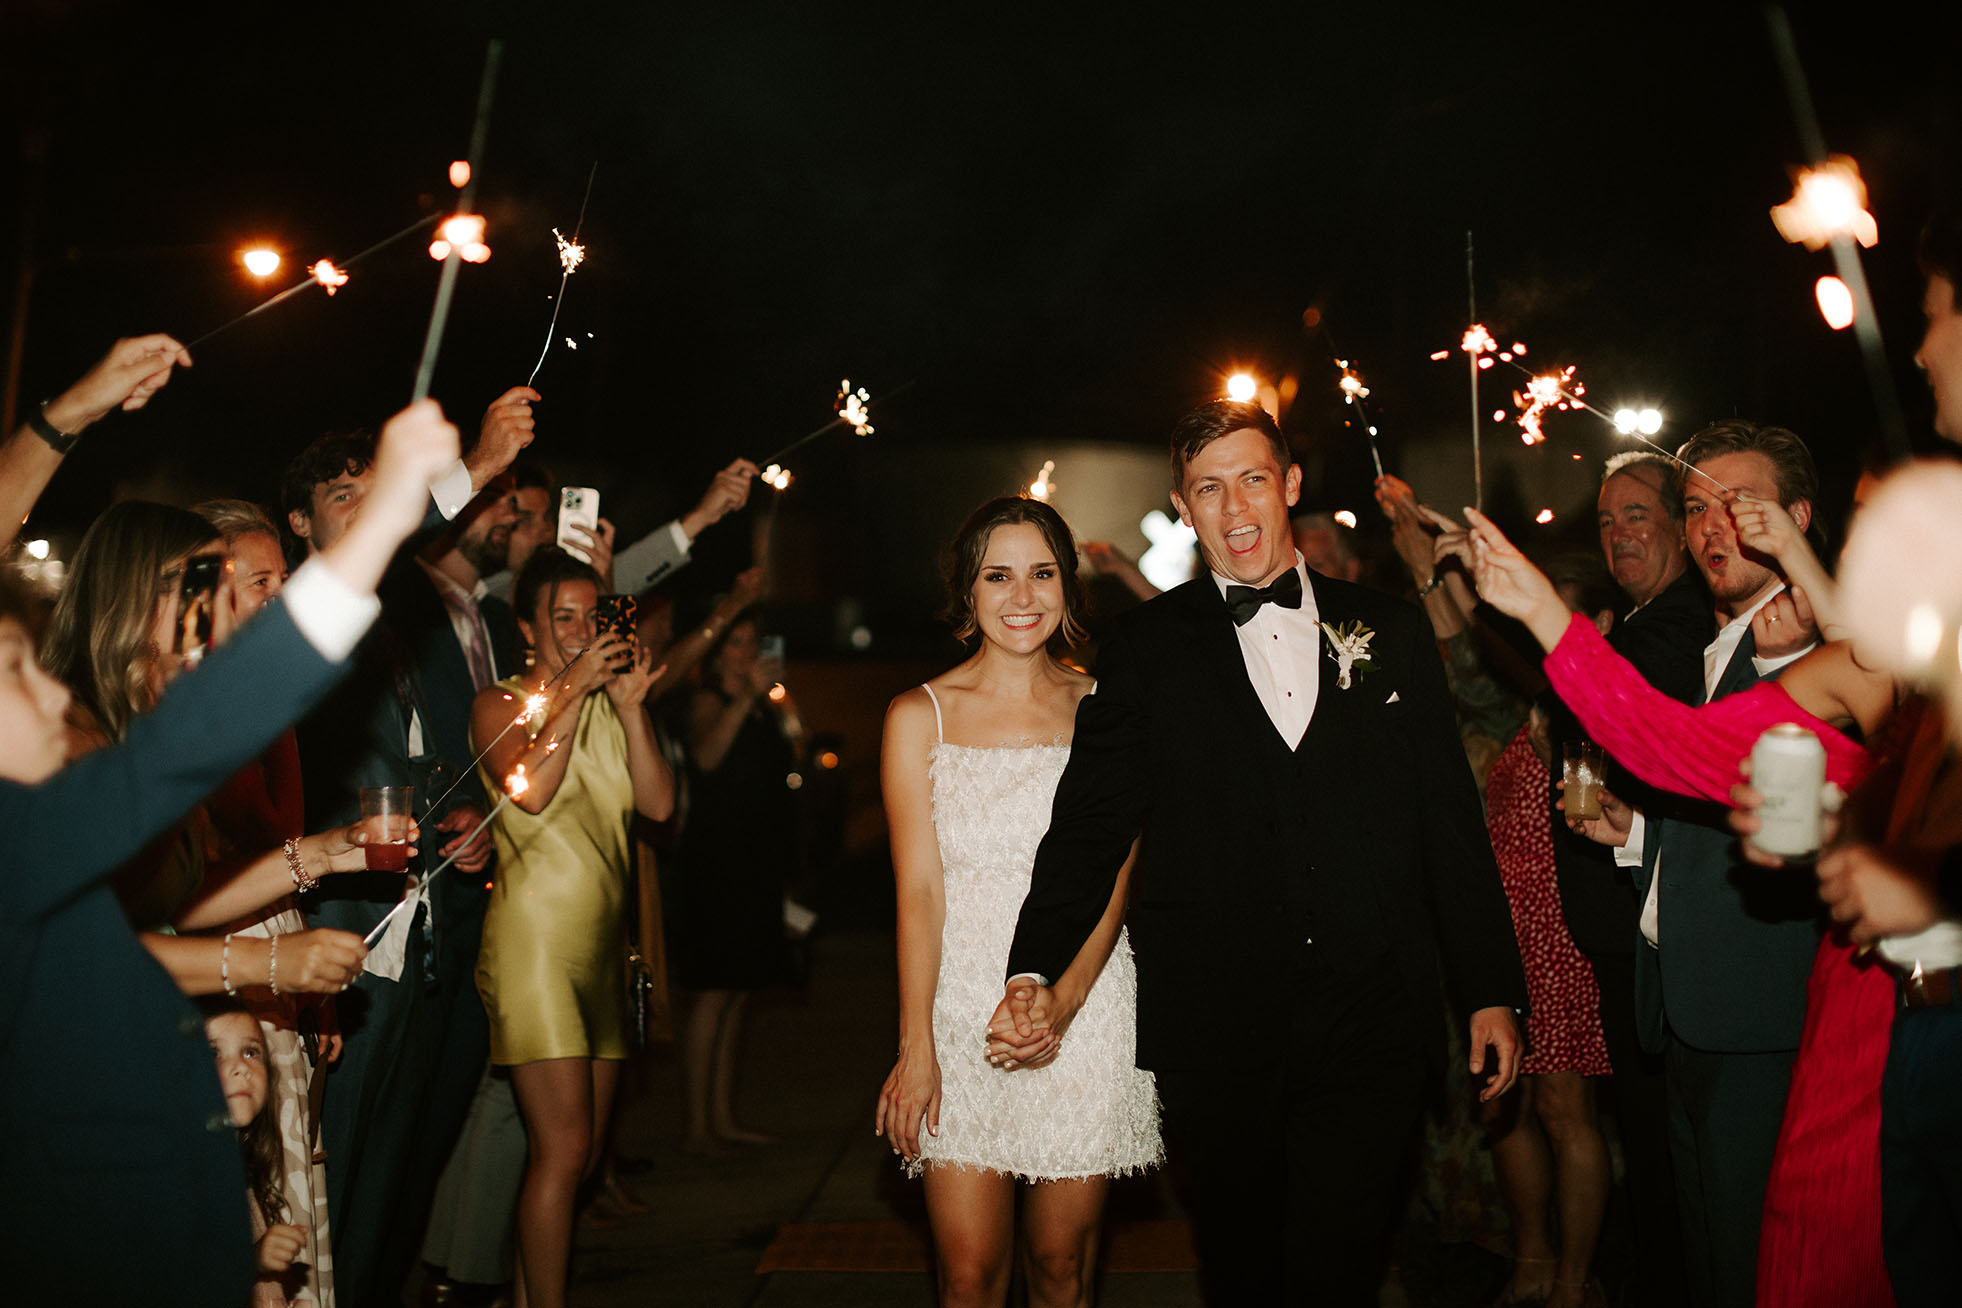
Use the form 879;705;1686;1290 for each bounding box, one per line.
185;212;440;349
1334;358;1385;479
757;378;886;469
419;645;587;819
1764;8;1907;458
412;39;505;403
761;463;793;491
363;765;529;947
1028;460;1056;501
1465;232;1484;510
525;162;600;387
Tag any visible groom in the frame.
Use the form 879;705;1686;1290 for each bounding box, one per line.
998;399;1527;1305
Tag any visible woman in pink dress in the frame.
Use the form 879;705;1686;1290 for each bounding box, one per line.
1446;502;1900;1308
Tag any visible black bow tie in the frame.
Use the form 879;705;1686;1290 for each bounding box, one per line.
1224;568;1303;626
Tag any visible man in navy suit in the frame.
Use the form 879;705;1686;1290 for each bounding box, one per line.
998;400;1527;1304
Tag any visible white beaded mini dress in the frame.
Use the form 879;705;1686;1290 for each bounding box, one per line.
908;684;1162;1181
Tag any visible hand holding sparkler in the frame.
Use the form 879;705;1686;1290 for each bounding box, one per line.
1453;507;1572;651
40;335;194;433
680;459;761;540
464;386;540;492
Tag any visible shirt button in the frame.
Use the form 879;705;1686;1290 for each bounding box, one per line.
205;1111;231;1134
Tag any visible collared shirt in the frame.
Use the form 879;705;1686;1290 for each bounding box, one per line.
416;558;498;690
1622;586;1814;946
1209;553;1320;749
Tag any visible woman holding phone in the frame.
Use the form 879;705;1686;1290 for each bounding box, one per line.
470;545;673;1308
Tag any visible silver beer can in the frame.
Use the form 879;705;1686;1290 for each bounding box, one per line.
1749;723;1828;859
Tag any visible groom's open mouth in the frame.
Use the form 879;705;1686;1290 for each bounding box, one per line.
1225;524;1262;556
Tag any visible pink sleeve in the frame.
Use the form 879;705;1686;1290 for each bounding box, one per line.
1542;613;1870;798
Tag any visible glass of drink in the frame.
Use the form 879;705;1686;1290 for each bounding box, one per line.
358;785;414;871
1563;741;1605;820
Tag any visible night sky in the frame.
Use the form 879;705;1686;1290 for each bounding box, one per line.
6;4;1959;633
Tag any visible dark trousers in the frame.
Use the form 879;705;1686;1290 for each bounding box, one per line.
1155;959;1427;1307
1589;949;1686;1307
1881;1001;1962;1306
376;896;492;1292
322;922;442;1308
1663;1030;1795;1308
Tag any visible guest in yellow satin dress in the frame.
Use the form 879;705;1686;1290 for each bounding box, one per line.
470;547;674;1308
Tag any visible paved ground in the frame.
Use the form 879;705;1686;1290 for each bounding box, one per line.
450;925;1528;1307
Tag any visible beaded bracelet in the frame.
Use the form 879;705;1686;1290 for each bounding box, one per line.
221;933;237;996
268;933;281;996
284;837;318;893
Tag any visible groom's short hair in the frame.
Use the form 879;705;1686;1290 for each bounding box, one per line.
1169;400;1292;488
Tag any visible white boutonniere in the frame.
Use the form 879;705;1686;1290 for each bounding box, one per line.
1319;620;1376;690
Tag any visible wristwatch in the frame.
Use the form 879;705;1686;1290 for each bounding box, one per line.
27;403;79;455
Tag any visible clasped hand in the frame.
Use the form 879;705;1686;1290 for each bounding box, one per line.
984;981;1075;1071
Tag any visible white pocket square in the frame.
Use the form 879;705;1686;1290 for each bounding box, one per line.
1385;691;1401;704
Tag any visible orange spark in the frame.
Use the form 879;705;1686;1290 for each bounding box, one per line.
310;259;349;295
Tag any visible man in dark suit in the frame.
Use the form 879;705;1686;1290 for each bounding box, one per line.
1575;422;1822;1306
997;399;1528;1305
1551;451;1709;1305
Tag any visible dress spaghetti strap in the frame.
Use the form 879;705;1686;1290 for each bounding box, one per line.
921;684;944;742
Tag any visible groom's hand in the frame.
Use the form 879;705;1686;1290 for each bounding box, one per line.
1469;1005;1523;1102
986;983;1059;1069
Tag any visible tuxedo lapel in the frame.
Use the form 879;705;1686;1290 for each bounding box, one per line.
1172;580;1299;756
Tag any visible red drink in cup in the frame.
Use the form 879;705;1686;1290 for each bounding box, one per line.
358;785;415;873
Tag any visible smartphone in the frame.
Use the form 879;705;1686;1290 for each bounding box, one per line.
758;634;786;663
176;553;225;666
594;594;638;670
557;486;600;564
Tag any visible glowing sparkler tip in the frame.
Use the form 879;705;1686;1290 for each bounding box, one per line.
507;763;529;798
1028;459;1056;502
552;227;586;275
430;214;490;263
1816;275;1855;330
449;160;472;189
1461;324;1497;355
761;464;793;491
310;259;349;295
835;379;874;435
1333;510;1358;529
1771;157;1879;251
1535;509;1555;524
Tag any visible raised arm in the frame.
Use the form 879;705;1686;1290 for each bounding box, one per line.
873;690;948;1164
1;335;192;553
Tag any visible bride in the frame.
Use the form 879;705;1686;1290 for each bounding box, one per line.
874;495;1161;1308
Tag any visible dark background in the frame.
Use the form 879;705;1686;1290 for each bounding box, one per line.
6;2;1959;641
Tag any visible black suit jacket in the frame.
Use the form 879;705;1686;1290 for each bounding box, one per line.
1551;567;1712;955
1635;621;1822;1053
1005;570;1528;1073
0;599;350;1306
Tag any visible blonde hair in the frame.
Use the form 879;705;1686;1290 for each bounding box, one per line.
43;502;221;741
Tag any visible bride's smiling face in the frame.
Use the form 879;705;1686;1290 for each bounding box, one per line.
970;523;1064;655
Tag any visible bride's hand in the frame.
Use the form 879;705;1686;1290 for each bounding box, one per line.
874;1048;941;1165
985;982;1081;1071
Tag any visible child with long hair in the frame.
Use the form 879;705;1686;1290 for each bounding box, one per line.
207;1003;308;1306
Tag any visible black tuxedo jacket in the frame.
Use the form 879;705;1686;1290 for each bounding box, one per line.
1635;622;1822;1053
1005;570;1528;1073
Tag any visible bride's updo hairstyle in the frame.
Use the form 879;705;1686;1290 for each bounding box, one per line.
940;495;1089;654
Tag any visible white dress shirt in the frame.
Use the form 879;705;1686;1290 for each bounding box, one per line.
1212;553;1321;749
1619;587;1813;946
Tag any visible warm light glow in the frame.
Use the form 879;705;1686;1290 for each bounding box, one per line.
1613;408;1638;435
507;764;530;798
449;160;472;189
1771;157;1879;250
1816;275;1855;330
836;380;874;435
1336;361;1369;403
1028;459;1056;502
553;227;586;275
1225;372;1258;403
1333;510;1358;529
761;463;793;491
1905;603;1945;667
24;539;49;560
1461;324;1497;356
310;259;349;295
768;683;787;702
818;751;840;770
242;248;282;278
1139;509;1200;593
1535;508;1556;524
429;214;490;263
1516;370;1574;445
1637;408;1663;436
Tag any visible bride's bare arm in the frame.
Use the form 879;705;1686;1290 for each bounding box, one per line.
994;839;1142;1072
873;689;947;1164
